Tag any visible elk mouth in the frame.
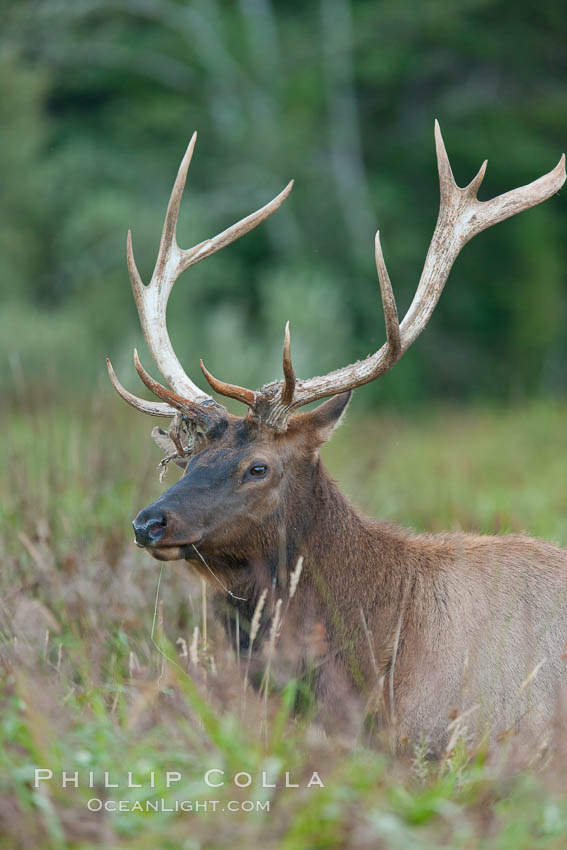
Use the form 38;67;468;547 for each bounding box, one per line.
141;538;203;562
145;544;190;562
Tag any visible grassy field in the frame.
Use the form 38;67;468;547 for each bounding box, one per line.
2;394;567;849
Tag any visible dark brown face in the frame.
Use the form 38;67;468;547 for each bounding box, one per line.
132;393;351;563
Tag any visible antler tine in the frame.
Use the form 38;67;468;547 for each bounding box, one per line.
464;158;488;198
434;120;458;203
251;121;565;426
374;232;401;363
199;360;257;407
156;132;198;285
280;321;296;405
106;358;177;417
119;132;293;407
176;179;294;276
475;152;566;230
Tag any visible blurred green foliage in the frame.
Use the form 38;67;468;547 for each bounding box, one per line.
2;0;567;405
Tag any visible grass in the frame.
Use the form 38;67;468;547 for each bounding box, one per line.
3;393;567;849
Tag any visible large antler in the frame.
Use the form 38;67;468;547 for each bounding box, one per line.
106;132;293;420
201;121;564;429
109;124;565;435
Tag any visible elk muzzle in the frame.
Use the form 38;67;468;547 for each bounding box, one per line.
132;499;204;561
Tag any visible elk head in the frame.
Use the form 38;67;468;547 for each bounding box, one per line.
107;126;565;569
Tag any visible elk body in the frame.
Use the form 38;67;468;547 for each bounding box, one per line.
107;125;567;753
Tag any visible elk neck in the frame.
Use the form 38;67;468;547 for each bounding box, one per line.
205;454;411;658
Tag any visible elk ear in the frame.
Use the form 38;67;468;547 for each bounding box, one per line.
301;391;352;445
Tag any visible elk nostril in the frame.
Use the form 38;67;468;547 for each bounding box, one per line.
133;512;168;546
147;517;167;541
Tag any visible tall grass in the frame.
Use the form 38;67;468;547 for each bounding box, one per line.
2;395;567;849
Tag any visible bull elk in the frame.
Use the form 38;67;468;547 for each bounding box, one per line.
107;124;567;753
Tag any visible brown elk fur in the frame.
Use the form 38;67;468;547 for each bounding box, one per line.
135;393;567;753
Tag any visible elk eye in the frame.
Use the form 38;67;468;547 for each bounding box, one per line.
249;464;268;478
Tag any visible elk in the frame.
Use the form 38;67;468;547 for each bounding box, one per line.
107;124;567;753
